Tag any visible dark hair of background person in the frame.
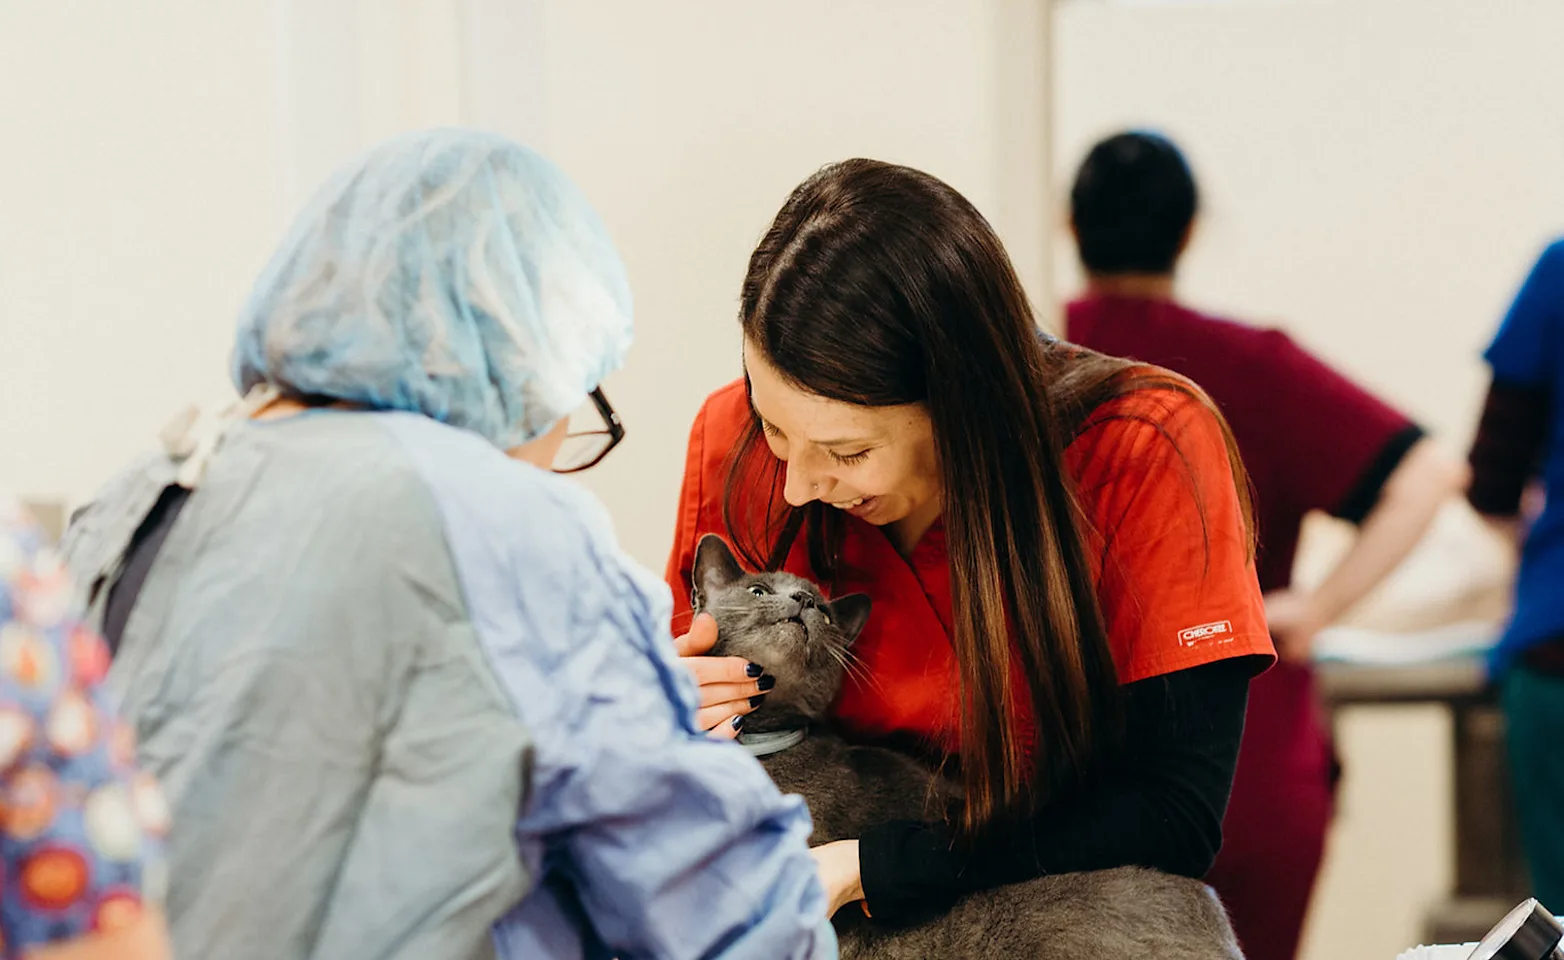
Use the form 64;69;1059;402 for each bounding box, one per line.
1070;131;1199;275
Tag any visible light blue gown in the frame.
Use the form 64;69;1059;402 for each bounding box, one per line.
65;410;836;960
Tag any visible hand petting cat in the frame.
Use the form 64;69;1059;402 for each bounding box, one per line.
673;612;773;739
675;588;866;920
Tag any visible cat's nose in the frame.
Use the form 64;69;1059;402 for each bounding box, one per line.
792;593;817;610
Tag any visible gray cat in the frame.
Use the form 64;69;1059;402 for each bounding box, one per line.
691;534;1244;960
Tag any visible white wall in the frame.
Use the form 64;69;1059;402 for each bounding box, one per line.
1053;2;1564;957
0;2;283;506
0;0;1053;577
0;0;467;506
1054;0;1564;442
540;0;1054;569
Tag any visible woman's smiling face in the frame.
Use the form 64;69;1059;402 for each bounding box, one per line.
743;337;941;529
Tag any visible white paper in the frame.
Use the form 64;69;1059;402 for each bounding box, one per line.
1312;621;1499;667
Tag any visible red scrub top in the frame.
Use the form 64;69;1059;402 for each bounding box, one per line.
666;371;1274;752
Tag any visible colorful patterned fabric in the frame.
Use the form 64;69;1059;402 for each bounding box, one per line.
0;495;167;957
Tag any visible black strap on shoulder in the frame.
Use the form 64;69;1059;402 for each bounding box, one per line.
101;485;193;656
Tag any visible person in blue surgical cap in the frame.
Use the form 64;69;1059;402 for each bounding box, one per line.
62;129;837;960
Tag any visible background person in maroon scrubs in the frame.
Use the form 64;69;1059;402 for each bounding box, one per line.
1064;131;1470;960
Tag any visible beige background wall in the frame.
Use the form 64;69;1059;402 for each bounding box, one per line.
541;0;1054;575
0;0;1054;576
1053;1;1564;957
3;2;1560;957
1053;0;1564;442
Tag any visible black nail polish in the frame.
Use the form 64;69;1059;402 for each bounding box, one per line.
749;694;767;708
756;675;776;692
731;715;745;731
745;662;764;678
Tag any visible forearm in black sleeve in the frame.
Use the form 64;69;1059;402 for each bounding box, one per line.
1467;379;1549;517
858;656;1255;924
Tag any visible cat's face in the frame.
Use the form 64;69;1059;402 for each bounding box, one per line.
691;534;871;727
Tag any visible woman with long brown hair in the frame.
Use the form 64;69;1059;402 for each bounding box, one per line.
666;159;1275;922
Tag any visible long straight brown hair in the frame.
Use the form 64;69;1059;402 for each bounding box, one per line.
723;159;1251;839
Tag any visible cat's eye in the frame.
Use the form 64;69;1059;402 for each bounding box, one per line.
747;584;770;597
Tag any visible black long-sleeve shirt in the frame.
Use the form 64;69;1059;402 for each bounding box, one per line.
1467;378;1549;518
859;656;1256;923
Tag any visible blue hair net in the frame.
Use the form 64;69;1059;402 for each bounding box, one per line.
233;129;633;448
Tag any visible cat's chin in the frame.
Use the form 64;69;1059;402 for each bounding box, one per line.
775;620;807;643
740;622;807;662
712;646;786;681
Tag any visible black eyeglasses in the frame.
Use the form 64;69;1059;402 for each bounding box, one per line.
552;387;625;474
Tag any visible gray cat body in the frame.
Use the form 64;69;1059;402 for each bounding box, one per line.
692;534;1243;960
748;729;945;845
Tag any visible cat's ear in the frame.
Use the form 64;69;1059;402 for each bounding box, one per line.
694;534;746;597
827;593;872;646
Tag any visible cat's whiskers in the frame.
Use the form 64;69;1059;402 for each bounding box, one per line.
823;639;882;694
